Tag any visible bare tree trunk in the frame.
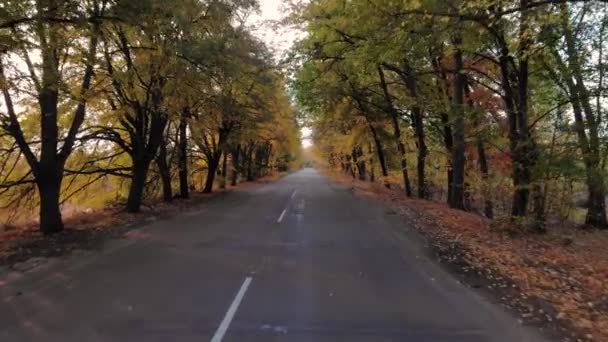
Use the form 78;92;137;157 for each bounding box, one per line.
380;62;427;197
464;79;494;218
377;66;411;195
367;121;389;181
246;144;255;181
178;111;189;199
430;54;455;204
220;152;228;189
494;8;537;220
231;144;241;186
396;138;413;197
368;143;376;182
354;146;366;180
203;151;221;193
441;112;454;205
413;108;428;199
449;23;466;210
127;160;149;212
156;140;172;202
37;168;64;235
558;2;607;228
477;139;494;219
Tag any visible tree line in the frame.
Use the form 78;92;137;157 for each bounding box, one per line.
0;0;301;234
292;0;607;231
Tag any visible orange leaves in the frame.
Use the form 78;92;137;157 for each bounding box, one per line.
331;171;608;341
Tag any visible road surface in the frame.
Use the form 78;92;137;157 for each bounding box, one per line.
0;169;548;341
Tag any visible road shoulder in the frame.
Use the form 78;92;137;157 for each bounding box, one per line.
325;171;605;342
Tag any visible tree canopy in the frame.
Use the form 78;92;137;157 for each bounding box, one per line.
0;0;302;233
292;0;608;231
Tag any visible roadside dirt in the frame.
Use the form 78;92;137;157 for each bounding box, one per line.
329;171;608;342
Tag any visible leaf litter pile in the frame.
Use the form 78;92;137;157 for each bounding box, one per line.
330;172;608;342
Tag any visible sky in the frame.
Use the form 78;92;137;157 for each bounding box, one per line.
248;0;300;61
247;0;312;148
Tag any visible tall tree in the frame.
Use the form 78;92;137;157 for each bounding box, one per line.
0;0;106;234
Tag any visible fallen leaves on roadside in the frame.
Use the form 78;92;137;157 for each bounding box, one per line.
0;184;245;268
330;171;608;341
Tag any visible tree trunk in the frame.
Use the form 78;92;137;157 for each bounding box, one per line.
345;154;356;179
246;146;254;181
231;144;241;186
377;67;411;195
586;176;607;227
413;108;428;199
127;160;149;213
220;152;228;189
430;55;455;204
498;51;530;217
477;138;494;219
368;143;375;182
531;183;546;233
354;146;366;181
367;121;389;180
558;3;607;228
396;139;412;196
502;0;539;219
204;153;221;193
37;170;64;235
441;113;454;204
178;112;189;199
494;34;532;218
402;64;427;198
464;79;494;218
358;160;366;180
449;25;466;210
156;141;172;202
264;143;273;176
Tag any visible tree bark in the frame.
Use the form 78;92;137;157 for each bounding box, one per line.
127;160;149;213
440;112;454;204
494;6;538;219
246;144;255;181
156;141;172;202
449;24;466;210
413;106;428;199
464;79;494;218
396;139;412;196
220;151;228;189
353;146;366;180
0;1;102;234
178;111;189;199
557;3;607;228
367;121;389;180
388;63;428;198
430;54;455;204
203;152;221;193
377;66;411;195
37;169;64;235
477;137;494;219
368;143;376;182
231;144;241;186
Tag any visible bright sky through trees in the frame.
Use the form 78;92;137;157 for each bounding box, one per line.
248;0;312;148
0;0;303;232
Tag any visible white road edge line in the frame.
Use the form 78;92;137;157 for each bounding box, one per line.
210;277;253;342
277;209;287;223
291;189;297;199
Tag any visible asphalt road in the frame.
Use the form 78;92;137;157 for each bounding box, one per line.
0;168;548;341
